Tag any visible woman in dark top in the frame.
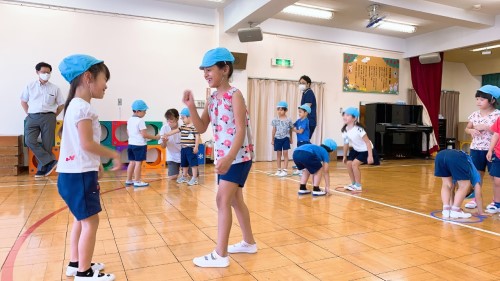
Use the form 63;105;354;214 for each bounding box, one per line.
299;75;317;138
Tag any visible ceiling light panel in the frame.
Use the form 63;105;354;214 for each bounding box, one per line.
282;4;334;20
377;21;416;33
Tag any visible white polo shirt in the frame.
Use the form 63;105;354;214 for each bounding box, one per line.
20;80;64;113
158;124;181;163
127;116;147;146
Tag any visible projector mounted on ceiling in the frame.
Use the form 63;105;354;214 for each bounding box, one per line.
366;4;386;28
237;22;263;43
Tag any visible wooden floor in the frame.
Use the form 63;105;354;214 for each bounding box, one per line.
0;159;499;281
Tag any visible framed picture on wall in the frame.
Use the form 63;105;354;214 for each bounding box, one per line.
343;53;399;94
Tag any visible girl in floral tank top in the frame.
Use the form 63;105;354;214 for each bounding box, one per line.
208;87;254;164
464;85;500;210
182;47;257;268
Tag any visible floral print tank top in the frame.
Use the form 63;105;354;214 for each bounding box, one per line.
208;87;254;164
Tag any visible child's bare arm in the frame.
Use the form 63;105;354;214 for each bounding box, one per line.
141;129;160;140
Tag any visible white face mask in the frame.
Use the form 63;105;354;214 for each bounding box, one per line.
39;73;51;81
299;84;307;92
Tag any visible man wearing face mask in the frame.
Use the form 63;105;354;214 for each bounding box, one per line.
21;62;65;178
299;75;317;139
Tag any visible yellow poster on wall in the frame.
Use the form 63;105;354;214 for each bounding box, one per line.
343;53;399;94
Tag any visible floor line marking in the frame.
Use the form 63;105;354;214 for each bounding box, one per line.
253;169;499;237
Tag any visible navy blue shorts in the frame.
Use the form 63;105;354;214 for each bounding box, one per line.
128;145;147;161
470;149;490;172
181;147;198;168
218;161;252;187
347;149;380;165
489;152;500;177
434;150;471;180
274;137;290;151
297;141;310;147
293;150;323;174
58;171;101;221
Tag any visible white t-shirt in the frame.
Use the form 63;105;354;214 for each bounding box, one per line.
158;124;181;163
56;98;101;173
20;80;65;113
342;125;372;152
127;116;147;146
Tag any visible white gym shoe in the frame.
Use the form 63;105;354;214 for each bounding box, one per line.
133;181;149;187
274;170;282;176
450;209;472;219
298;189;311;195
187;177;198;186
465;200;477;209
74;270;115;281
193;250;229;268
292;170;300;175
228;240;258;254
346;184;362;191
485;205;499;214
176;176;188;184
66;263;105;277
279;170;288;177
312;189;326;196
344;184;354;190
441;207;450;218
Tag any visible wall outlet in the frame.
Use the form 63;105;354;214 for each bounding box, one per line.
118;98;122;106
195;100;206;108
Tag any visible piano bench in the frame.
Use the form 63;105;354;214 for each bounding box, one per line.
459;141;471;153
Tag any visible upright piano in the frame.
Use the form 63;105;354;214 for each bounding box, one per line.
364;103;433;158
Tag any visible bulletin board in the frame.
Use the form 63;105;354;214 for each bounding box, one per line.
343;53;399;94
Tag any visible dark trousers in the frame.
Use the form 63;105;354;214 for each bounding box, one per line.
25;113;56;171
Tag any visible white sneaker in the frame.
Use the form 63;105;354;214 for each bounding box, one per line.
312;189;326;196
450;209;472;219
66;263;105;277
344;184;354;190
346;184;362;191
228;240;258;254
193;250;229;268
74;270;115;281
465;200;477;209
187;177;198;186
298;189;311;195
274;170;282;176
176;176;187;184
441;209;450;218
292;170;300;175
124;180;134;186
133;181;149;187
279;170;288;177
485;205;499;214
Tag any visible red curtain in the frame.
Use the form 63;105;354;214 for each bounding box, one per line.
410;53;443;153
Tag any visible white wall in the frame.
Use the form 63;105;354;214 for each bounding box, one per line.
441;61;481;121
1;4;215;142
245;34;411;145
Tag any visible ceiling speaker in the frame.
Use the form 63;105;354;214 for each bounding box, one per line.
237;27;263;43
231;52;248;70
418;53;441;64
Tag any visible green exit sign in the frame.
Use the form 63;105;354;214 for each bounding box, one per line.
271;58;293;67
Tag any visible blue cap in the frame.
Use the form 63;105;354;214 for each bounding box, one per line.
199;47;235;69
277;101;288;108
180;108;190;117
132;100;149;111
478;85;500;99
323;139;337;151
298;104;311;114
343;107;359;118
59;54;103;83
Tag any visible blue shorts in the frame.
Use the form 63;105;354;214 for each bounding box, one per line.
489;152;500;177
218;161;252;187
470;149;490;172
347;149;380;165
274;137;290;151
293;150;323;174
297;141;310;147
128;145;147;161
435;150;472;181
58;171;101;221
181;147;198;168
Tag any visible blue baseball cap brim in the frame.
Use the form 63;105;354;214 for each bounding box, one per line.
199;47;235;69
59;54;103;83
343;107;359;118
